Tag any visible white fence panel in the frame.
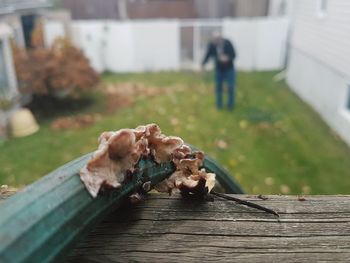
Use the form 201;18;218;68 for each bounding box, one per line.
43;21;65;47
255;18;289;70
72;20;180;73
223;19;257;70
223;17;289;71
132;21;180;72
72;21;107;72
104;23;134;72
71;18;289;73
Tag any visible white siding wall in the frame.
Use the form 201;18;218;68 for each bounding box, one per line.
287;49;350;146
268;0;295;17
287;0;350;146
290;0;350;78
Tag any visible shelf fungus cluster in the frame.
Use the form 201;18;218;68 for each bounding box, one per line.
80;124;216;199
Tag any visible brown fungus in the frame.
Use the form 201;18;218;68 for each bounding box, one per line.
80;129;144;197
80;124;216;198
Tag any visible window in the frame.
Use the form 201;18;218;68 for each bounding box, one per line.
20;14;37;48
318;0;328;17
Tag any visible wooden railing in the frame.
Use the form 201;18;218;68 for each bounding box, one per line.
68;194;350;262
0;145;243;263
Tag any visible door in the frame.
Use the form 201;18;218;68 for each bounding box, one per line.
21;14;37;48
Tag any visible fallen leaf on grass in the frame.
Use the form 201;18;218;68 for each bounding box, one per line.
229;158;237;167
239;120;248;129
105;94;134;114
187;115;195;122
103;82;172;114
238;155;246;162
186;124;194;131
264;177;274;186
252;185;260;194
216;139;228;149
235;172;242;181
257;122;271;131
280;184;290;194
51;114;101;130
302;185;311;195
156;107;166;115
220;128;227;135
170;117;179;126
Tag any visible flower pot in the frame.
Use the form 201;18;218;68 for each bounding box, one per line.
9;108;39;137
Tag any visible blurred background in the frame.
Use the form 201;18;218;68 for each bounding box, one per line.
0;0;349;195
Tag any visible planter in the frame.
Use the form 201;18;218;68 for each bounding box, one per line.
9;108;39;137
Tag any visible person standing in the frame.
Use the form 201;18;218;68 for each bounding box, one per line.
202;32;236;110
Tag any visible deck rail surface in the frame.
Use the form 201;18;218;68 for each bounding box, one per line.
65;194;350;263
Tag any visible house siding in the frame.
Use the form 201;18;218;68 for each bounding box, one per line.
287;48;350;146
290;0;350;78
287;0;350;146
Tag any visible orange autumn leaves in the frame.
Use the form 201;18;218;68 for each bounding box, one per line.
13;38;99;96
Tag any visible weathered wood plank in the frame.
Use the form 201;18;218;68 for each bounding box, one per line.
67;194;350;262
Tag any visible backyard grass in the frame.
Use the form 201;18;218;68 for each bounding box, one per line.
1;71;350;195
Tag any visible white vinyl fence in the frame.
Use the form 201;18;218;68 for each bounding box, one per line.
45;17;289;73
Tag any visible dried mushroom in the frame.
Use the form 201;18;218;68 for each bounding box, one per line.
80;124;280;218
80;124;215;198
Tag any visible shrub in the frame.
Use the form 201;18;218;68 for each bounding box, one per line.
13;38;99;97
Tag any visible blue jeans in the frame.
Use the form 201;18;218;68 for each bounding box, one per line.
215;68;235;110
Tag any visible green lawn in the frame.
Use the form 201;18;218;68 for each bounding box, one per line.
1;71;350;195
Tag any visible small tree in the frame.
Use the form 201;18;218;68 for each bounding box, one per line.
13;37;99;97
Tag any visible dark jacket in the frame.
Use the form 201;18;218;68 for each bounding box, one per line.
202;39;236;72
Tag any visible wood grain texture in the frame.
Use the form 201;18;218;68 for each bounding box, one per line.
67;194;350;263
